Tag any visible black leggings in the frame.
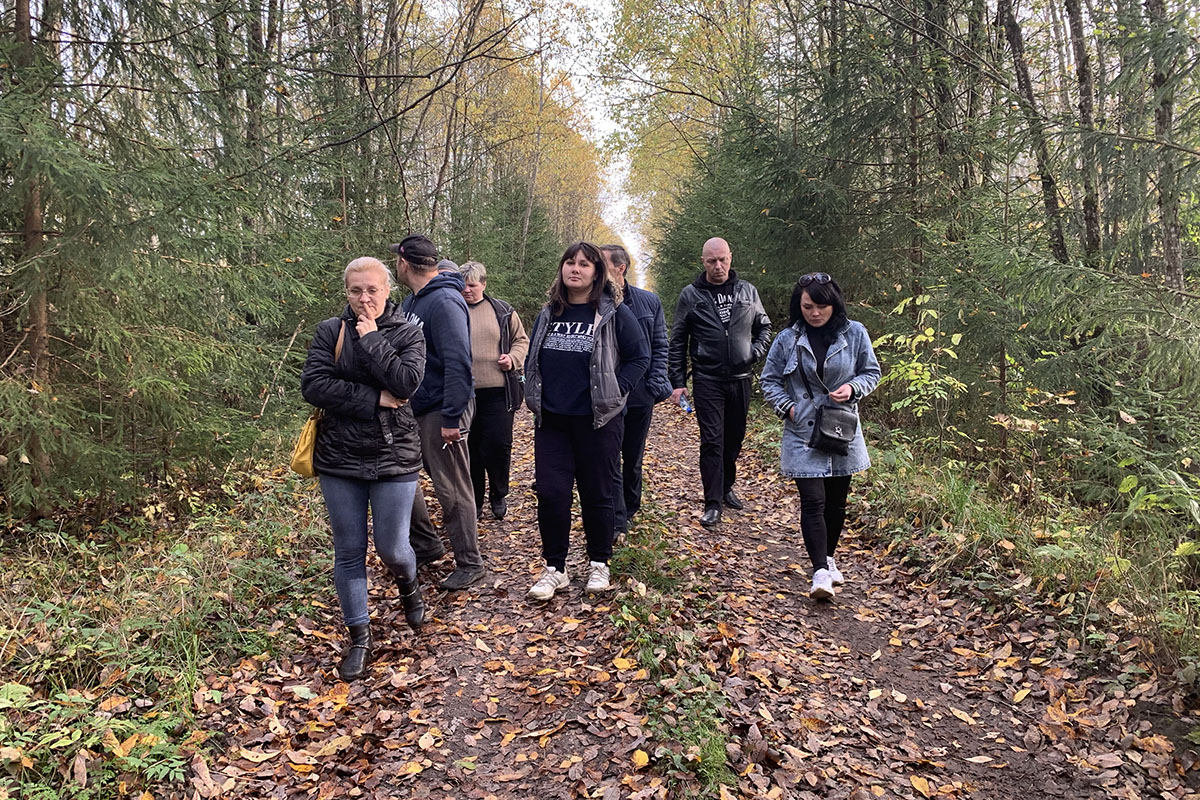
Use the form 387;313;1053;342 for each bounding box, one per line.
794;476;852;572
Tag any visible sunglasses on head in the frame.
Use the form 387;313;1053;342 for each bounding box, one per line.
798;272;832;287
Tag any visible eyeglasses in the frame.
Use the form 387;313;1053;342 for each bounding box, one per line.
798;272;832;287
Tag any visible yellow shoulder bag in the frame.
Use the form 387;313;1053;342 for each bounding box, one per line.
291;322;346;477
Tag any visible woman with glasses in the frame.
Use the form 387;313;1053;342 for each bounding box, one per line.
300;257;427;681
760;273;881;600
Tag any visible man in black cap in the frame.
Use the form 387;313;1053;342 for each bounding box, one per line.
391;234;484;590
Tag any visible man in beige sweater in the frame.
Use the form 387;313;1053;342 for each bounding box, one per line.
459;261;530;520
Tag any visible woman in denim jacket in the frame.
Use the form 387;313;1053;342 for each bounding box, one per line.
760;274;881;600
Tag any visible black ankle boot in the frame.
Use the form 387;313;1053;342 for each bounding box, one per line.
399;578;425;630
337;623;372;681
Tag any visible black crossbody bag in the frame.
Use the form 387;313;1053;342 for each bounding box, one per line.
798;362;858;456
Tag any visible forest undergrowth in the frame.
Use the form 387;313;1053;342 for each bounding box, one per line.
0;469;329;797
3;405;1199;797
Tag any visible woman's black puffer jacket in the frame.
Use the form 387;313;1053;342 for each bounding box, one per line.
300;301;426;480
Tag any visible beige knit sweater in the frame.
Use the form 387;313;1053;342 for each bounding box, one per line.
468;300;529;389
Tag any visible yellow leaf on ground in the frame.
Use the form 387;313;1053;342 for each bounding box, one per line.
632;750;650;769
613;657;636;670
100;729;122;755
312;734;352;757
1013;688;1031;703
238;748;279;764
950;707;977;726
910;775;932;797
0;746;32;769
99;695;130;712
965;755;993;764
399;761;424;775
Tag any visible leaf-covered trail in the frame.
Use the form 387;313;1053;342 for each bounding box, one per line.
197;409;1200;799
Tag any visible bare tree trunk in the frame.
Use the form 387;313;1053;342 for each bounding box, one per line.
999;0;1070;263
1065;0;1101;261
923;0;952;163
907;10;923;289
518;27;546;272
246;0;266;150
962;0;986;191
1048;0;1073;115
15;0;52;491
1145;0;1183;290
430;89;459;230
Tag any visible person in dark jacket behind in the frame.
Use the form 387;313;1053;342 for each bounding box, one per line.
460;260;529;521
300;257;427;682
668;237;772;528
524;242;650;601
391;234;485;591
600;244;672;535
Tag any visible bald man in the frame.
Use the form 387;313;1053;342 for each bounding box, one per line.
667;237;771;527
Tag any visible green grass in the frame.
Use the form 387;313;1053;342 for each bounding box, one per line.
854;429;1200;673
0;468;330;798
611;505;737;798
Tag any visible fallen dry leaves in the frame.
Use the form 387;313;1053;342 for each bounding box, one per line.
194;408;1200;799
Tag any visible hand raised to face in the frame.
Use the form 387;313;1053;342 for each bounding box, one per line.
356;313;378;337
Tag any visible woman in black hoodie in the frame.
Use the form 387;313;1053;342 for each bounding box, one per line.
300;257;427;681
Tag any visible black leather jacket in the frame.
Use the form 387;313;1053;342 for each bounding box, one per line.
668;271;772;385
300;301;426;480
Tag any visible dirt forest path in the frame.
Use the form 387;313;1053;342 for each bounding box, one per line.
197;408;1200;799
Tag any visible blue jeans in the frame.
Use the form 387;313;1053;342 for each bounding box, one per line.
319;475;418;626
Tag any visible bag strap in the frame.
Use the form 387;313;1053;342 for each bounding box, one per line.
334;321;346;362
797;354;822;406
797;337;856;410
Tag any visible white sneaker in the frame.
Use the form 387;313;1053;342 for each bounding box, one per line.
527;566;569;601
586;561;612;593
810;569;835;600
826;556;844;586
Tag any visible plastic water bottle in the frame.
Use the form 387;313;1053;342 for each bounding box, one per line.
679;396;694;413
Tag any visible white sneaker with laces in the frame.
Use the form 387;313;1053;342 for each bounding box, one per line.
810;568;835;600
826;556;844;586
586;561;611;593
527;566;569;601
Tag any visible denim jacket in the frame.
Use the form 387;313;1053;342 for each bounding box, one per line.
760;320;881;478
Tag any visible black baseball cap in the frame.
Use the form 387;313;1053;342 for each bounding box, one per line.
388;234;438;265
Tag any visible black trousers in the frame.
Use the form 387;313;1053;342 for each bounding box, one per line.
469;387;515;511
794;475;852;572
535;411;624;571
613;403;654;532
693;377;751;507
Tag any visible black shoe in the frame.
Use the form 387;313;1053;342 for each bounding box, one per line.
439;567;486;591
476;506;484;520
700;506;721;528
337;623;372;681
398;578;425;630
490;498;507;520
722;491;744;510
415;548;446;567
